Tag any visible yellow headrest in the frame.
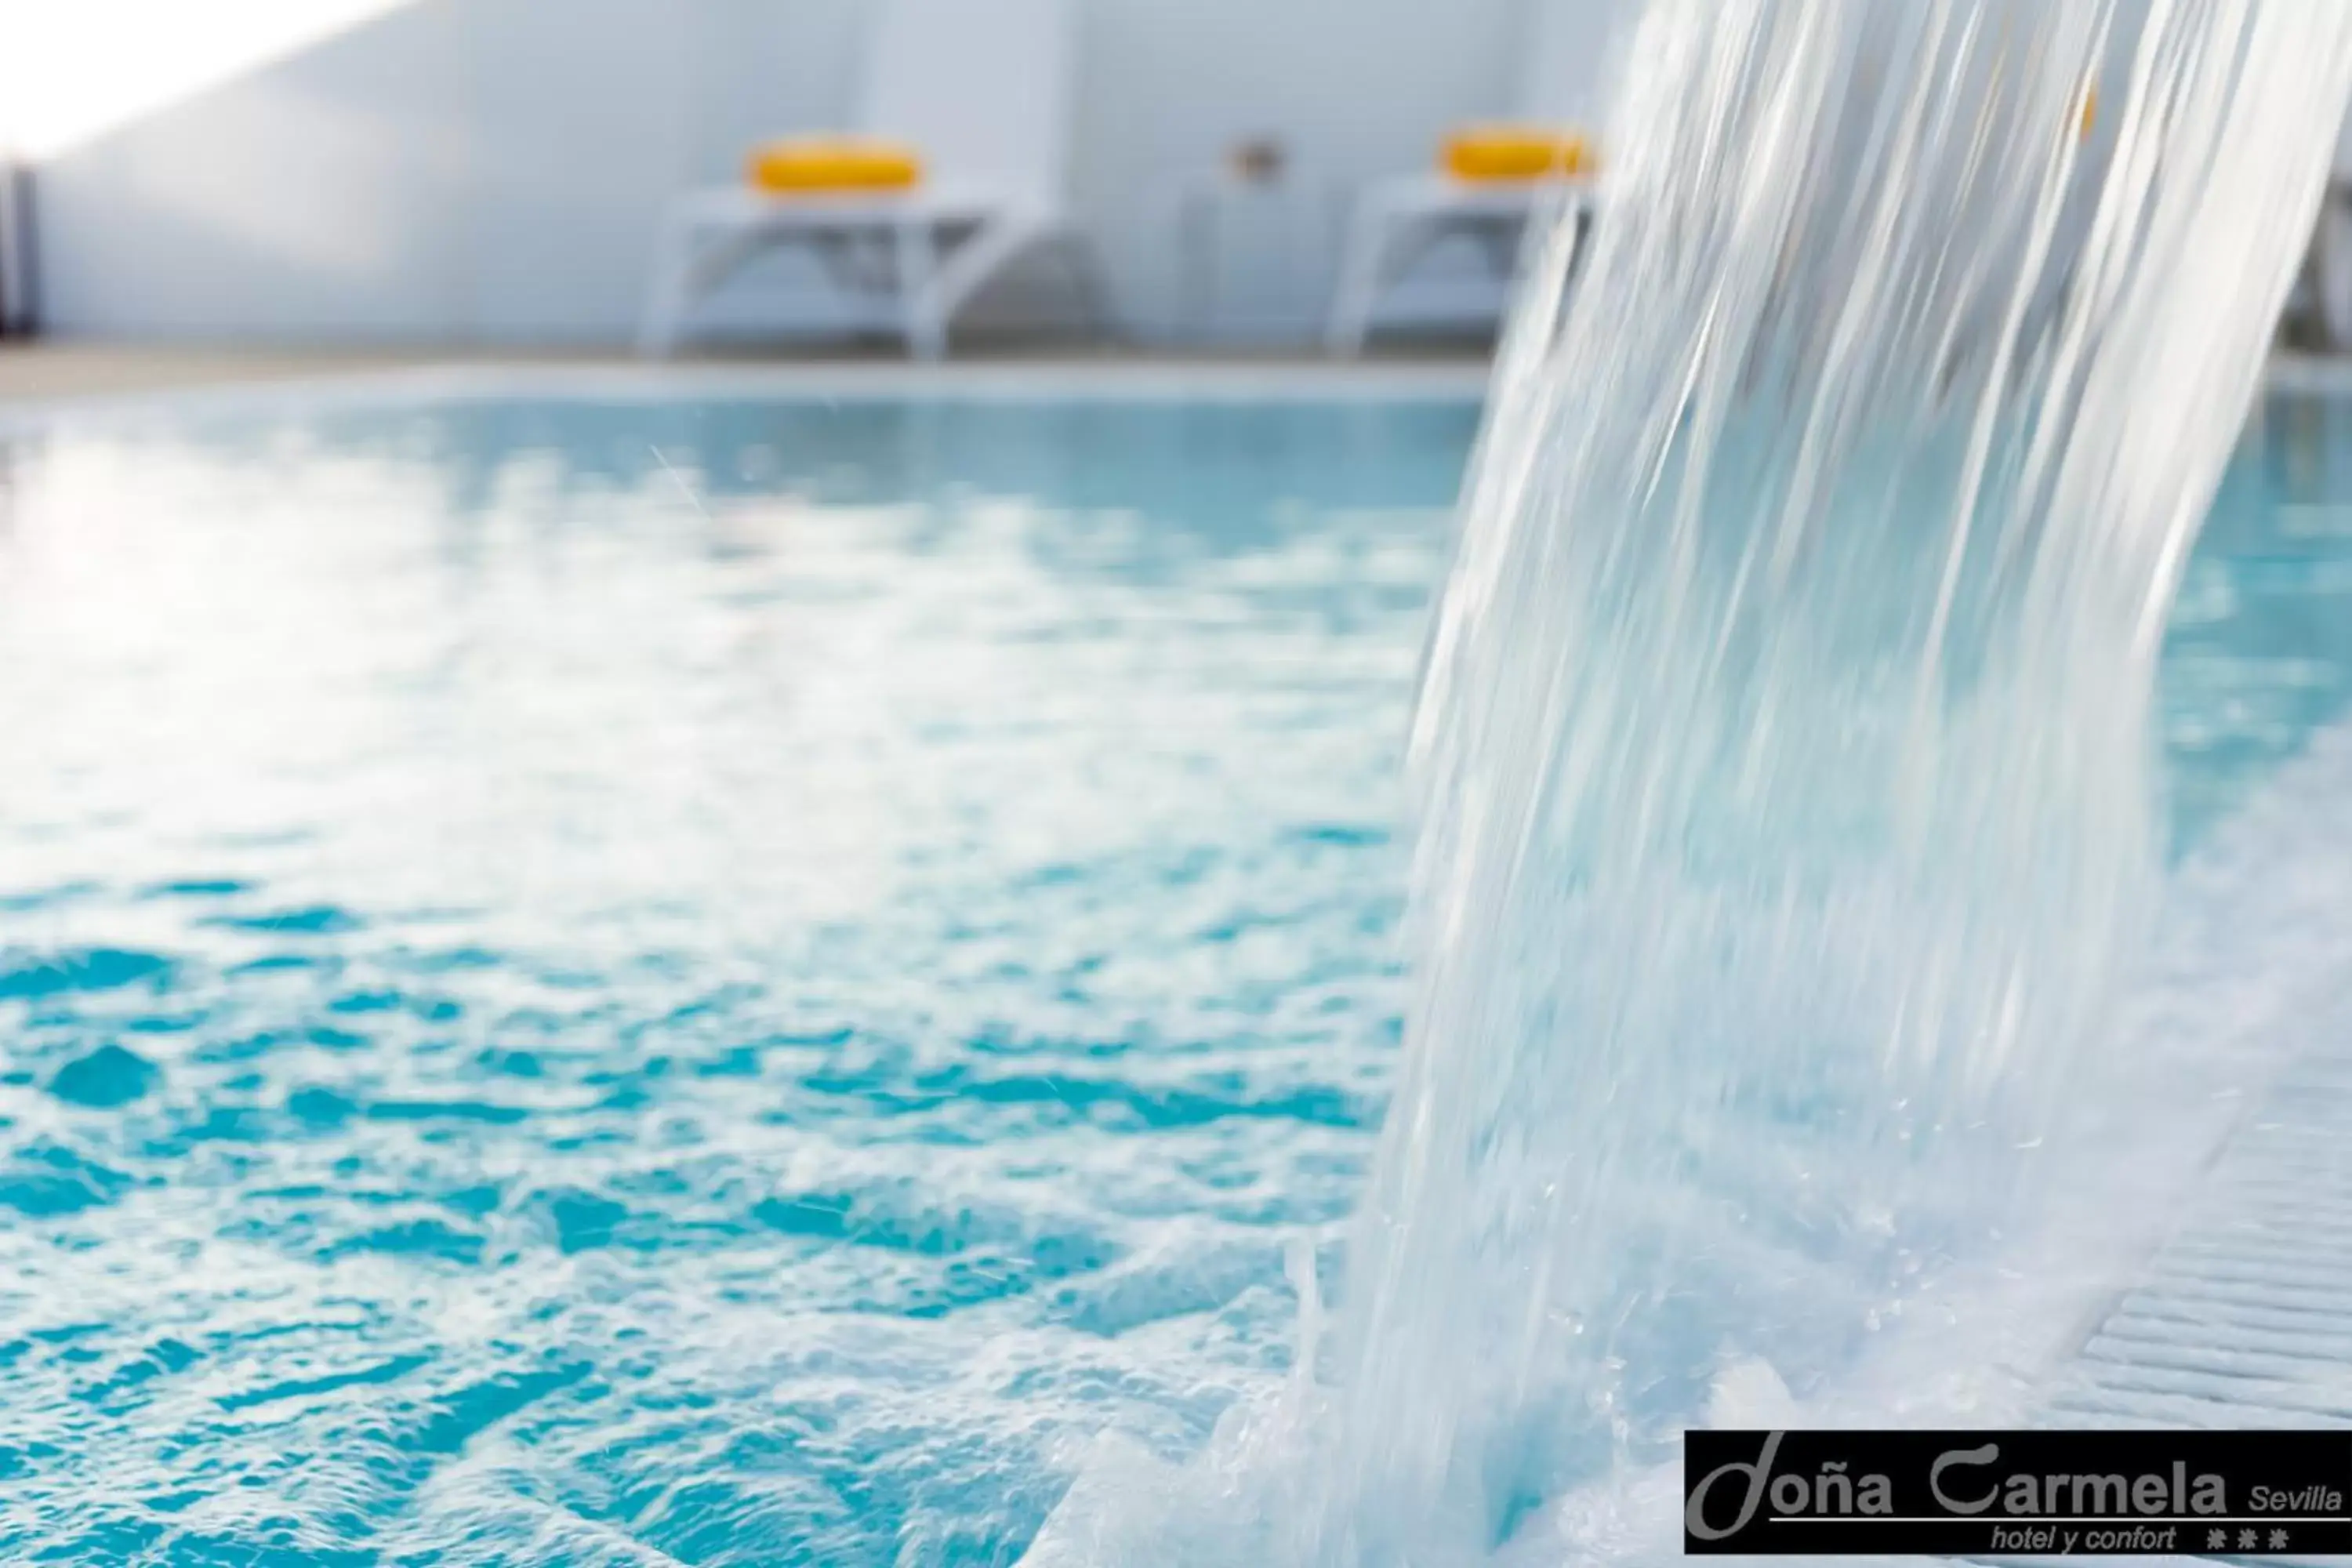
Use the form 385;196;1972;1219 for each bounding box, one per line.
1443;125;1595;183
747;136;925;194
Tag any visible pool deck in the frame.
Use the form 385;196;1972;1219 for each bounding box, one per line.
6;340;2352;426
0;342;496;404
0;339;1497;413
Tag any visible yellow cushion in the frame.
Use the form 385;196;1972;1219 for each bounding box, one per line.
746;137;925;194
1442;125;1595;183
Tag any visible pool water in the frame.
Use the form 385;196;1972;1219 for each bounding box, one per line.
0;387;2347;1566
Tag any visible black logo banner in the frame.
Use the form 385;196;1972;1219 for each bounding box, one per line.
1686;1430;2352;1555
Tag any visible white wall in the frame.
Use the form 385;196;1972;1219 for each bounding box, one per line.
37;1;485;339
31;0;1645;345
1069;0;1525;340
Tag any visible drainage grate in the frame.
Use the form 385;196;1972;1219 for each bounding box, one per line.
1990;1049;2352;1566
2045;1060;2352;1432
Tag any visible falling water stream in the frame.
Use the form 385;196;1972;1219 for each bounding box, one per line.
1032;2;2352;1563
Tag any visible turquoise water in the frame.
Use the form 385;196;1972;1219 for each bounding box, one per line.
0;390;2347;1566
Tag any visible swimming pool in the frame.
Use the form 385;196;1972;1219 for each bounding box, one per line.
0;375;2348;1565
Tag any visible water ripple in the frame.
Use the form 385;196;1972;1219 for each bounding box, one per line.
0;392;2344;1563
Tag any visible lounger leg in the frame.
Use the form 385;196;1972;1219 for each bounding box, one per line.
1326;198;1400;358
2321;180;2352;352
640;214;779;357
638;212;699;357
895;219;948;361
1055;234;1112;340
908;209;1054;362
